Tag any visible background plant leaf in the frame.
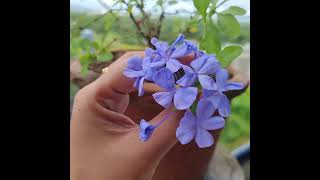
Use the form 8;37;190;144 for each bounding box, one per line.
221;6;246;16
200;20;221;54
193;0;211;19
218;13;240;38
97;51;113;61
217;45;243;67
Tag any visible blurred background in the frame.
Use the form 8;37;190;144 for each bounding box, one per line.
70;0;250;160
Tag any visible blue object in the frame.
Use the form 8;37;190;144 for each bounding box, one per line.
231;142;250;165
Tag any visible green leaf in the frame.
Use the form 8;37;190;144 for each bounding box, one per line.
199;20;221;54
221;6;246;16
91;41;99;49
190;101;198;114
104;15;115;32
168;0;177;5
127;5;133;13
79;54;92;76
80;64;89;76
97;51;113;61
218;14;240;38
193;0;211;19
79;54;91;64
80;39;91;49
217;45;243;67
157;0;164;6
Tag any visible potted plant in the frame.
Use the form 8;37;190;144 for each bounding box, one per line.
70;0;249;179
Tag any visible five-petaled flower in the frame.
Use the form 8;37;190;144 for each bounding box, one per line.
177;54;220;89
152;67;198;110
150;34;198;73
123;55;163;96
122;34;244;148
176;98;225;148
203;69;243;117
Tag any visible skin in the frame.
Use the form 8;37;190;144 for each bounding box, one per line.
70;51;184;180
70;51;249;180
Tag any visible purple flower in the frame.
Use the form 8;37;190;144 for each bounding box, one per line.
177;55;220;89
152;67;198;110
203;69;243;117
151;34;198;73
139;111;174;141
123;56;161;96
139;119;155;141
176;99;225;148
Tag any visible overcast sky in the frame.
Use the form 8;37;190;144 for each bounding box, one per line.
70;0;250;16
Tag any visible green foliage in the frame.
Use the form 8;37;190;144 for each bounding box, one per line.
70;82;79;98
97;51;113;61
200;20;221;54
217;13;240;38
193;0;211;20
221;6;246;16
220;89;250;150
217;45;243;67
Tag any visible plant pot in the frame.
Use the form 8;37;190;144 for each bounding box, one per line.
70;50;250;180
123;67;249;180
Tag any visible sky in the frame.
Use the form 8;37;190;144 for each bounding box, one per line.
70;0;250;16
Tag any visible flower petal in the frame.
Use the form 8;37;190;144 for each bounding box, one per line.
202;91;221;108
143;67;157;81
216;69;229;89
181;64;195;74
152;92;174;108
217;94;231;117
123;69;144;78
138;77;145;96
153;67;175;91
145;48;155;56
199;116;225;130
177;73;197;87
176;111;196;145
202;89;215;98
133;78;140;89
196;98;216;122
127;56;143;71
171;34;185;48
184;40;198;52
190;55;207;73
139;119;155;142
223;82;244;92
198;58;220;74
174;87;198;110
166;58;182;73
195;126;214;148
170;44;188;59
198;75;217;90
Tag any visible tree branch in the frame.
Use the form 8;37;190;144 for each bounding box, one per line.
156;7;165;38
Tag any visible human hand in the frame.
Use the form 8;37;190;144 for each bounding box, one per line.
70;51;184;180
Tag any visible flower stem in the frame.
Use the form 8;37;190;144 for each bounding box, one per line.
154;108;175;128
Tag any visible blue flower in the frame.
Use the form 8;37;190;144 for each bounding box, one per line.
139;119;156;141
151;34;198;73
176;98;225;148
123;56;161;96
177;54;220;89
152;67;198;110
81;29;94;42
203;69;243;117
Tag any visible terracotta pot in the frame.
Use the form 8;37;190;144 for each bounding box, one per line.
123;67;249;180
70;50;250;180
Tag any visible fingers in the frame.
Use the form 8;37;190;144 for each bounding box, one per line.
91;51;145;113
95;51;145;95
